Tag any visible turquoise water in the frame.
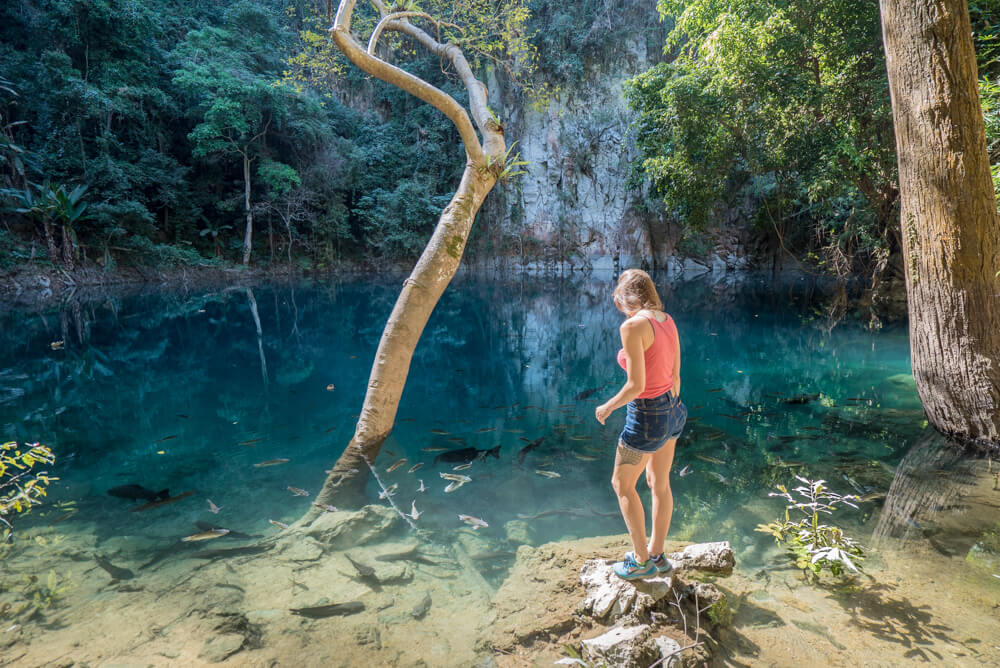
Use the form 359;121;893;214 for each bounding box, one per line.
1;273;996;664
0;275;920;551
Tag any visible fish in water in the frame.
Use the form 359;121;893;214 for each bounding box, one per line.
94;554;134;581
288;486;309;497
774;459;805;468
406;500;422;520
254;458;289;467
434;445;500;465
181;528;230;542
784;393;820;405
386;458;407;473
238;438;263;446
430;429;449;435
107;485;170;502
379;483;398;499
695;454;725;465
444;481;467;493
707;388;723;393
290;602;365;618
574;387;602;400
570;435;592;442
155;434;179;443
408;462;424;473
269;519;289;529
417;479;427;493
412;592;432;619
573;453;597;462
677;465;692;477
535;470;561;479
421;447;447;452
475;427;496;433
440;473;472;483
707;471;729;484
194;521;252;540
50;340;65;350
345;553;376;578
458;514;488;529
313;503;338;512
452;463;473;471
207;499;222;514
130;490;195;512
516;437;546;465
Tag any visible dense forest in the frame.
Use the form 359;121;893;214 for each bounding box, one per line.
0;0;996;274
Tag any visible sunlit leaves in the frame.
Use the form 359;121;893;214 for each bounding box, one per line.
1;442;57;546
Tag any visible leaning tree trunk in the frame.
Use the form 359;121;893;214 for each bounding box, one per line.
242;151;253;266
880;0;1000;447
300;0;506;523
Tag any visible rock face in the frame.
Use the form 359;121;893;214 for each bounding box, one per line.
487;1;673;269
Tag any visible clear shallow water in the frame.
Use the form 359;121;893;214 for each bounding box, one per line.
1;273;998;664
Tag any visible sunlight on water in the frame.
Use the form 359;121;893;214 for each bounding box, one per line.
1;273;997;665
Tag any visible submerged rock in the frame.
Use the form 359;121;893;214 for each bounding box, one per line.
304;504;398;550
198;633;244;663
581;624;658;667
504;519;536;546
667;541;735;575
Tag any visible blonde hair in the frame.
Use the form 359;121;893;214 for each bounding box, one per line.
613;269;663;313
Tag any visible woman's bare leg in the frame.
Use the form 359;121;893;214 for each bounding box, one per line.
611;443;651;562
646;437;677;556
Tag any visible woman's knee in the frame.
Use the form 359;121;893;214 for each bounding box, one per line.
646;472;671;495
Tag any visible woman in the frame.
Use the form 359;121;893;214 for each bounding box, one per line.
595;269;687;580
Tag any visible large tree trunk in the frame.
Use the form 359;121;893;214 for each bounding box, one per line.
307;163;497;520
242;151;253;266
880;0;1000;446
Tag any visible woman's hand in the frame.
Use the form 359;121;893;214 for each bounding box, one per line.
595;402;613;425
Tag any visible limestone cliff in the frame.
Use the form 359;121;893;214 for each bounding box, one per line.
484;1;674;270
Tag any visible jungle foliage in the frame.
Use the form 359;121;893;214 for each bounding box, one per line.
626;0;1000;277
0;0;470;268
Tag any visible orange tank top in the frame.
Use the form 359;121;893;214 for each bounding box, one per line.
616;314;678;399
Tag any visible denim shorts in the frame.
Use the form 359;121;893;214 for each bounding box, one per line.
619;392;687;453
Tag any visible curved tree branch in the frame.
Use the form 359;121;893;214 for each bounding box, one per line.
375;18;501;155
331;0;485;162
367;11;460;55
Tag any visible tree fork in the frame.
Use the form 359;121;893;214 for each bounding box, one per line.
880;0;1000;447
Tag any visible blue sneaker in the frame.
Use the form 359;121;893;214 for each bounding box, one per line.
613;552;657;580
649;552;674;575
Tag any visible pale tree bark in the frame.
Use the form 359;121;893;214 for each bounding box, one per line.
302;0;506;522
242;150;254;266
880;0;1000;447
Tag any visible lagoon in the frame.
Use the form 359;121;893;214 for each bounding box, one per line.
1;273;997;666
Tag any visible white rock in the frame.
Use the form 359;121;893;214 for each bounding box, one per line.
653;634;683;659
666;541;735;575
579;560;672;623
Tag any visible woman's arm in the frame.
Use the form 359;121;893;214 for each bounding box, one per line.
595;318;646;425
671;324;681;397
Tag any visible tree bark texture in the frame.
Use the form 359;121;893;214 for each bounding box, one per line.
242;151;253;266
880;0;1000;446
60;225;75;271
302;0;505;522
42;219;58;266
